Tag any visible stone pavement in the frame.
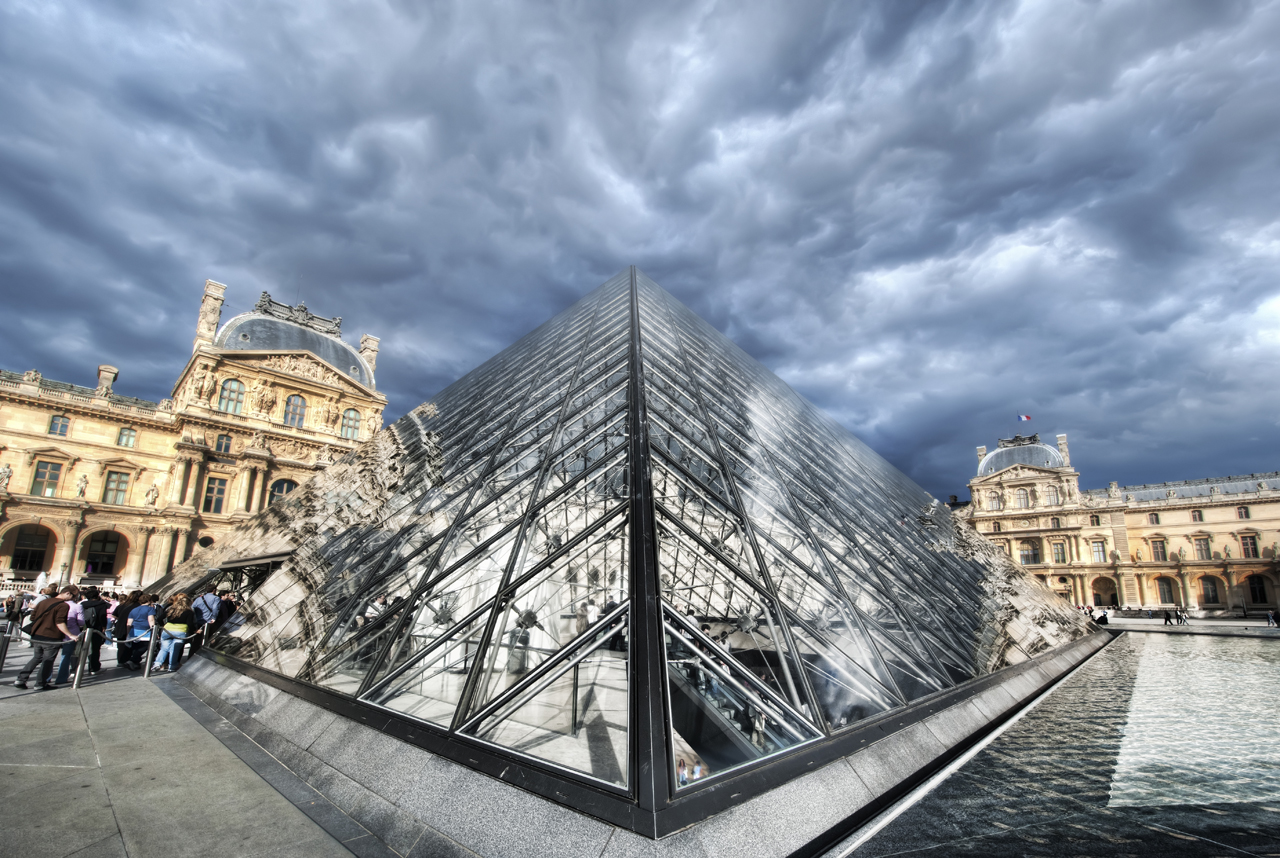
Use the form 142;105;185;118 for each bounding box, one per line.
0;642;357;858
1107;615;1280;639
848;633;1280;857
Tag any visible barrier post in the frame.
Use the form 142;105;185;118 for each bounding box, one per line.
0;620;13;668
71;631;91;689
142;630;161;678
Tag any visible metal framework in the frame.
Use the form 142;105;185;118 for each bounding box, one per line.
196;268;1091;836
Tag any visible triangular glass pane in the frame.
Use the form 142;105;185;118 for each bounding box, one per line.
301;595;413;695
781;612;902;731
519;451;628;572
466;611;630;787
650;458;753;573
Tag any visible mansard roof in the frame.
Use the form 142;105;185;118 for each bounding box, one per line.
1082;471;1280;502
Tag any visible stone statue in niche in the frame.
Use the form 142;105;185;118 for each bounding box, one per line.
76;475;88;498
0;463;11;491
145;483;160;506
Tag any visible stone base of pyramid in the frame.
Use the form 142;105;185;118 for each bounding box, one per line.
176;631;1110;858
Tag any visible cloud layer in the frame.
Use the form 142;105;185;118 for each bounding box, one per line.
2;0;1278;498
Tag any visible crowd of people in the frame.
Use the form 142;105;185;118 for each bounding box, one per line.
3;585;239;690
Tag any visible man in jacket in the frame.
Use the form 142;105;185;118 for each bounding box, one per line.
13;586;76;689
53;586;85;685
191;588;221;652
77;586;111;676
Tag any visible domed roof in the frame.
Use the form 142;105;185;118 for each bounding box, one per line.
977;441;1063;476
214;294;374;388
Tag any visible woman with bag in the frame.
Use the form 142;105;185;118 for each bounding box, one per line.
153;594;197;673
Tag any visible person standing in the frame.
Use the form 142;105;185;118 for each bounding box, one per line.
1163;610;1173;626
13;586;76;689
191;587;221;652
53;586;84;685
125;595;157;670
77;586;110;676
112;591;142;667
153;594;196;672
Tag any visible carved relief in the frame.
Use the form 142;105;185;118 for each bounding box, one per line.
22;369;41;383
254;292;342;336
260;354;346;387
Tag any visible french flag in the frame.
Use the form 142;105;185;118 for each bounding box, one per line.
1017;414;1031;422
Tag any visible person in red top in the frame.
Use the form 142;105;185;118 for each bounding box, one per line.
13;586;77;690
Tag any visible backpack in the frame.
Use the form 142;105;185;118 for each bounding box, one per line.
81;600;105;632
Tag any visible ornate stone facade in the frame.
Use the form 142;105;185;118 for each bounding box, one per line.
960;433;1279;615
0;279;387;590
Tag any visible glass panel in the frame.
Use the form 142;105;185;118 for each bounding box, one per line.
467;613;629;787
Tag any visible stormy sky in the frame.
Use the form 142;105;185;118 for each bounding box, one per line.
2;0;1278;500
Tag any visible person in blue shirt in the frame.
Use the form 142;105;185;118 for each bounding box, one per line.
125;595;156;670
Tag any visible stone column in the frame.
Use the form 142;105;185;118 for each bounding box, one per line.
248;467;266;514
234;468;253;513
1177;570;1195;609
55;522;82;585
173;529;191;568
121;527;152;588
183;460;205;509
145;527;176;584
168;459;190;506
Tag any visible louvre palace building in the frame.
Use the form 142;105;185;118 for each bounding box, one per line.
962;433;1279;615
0;280;386;590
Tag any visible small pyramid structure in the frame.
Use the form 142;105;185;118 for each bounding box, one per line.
172;268;1093;833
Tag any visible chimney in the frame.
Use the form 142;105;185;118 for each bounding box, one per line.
976;445;987;464
193;279;227;353
359;334;381;375
1056;433;1070;467
95;365;118;396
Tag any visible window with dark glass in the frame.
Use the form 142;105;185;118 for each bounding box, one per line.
1151;540;1167;562
1147;512;1159;525
284;395;307;428
1046;485;1060;505
1241;535;1259;558
1015;488;1029;509
48;415;69;436
215;434;233;454
1050;517;1061;529
1237;506;1250;520
990;521;1001;533
1052;542;1066;564
341;408;360;439
1191;509;1204;522
1091;541;1107;563
117;427;136;447
102;471;130;505
1089;514;1100;526
1201;577;1220;603
203;477;227;514
1195;537;1211;561
11;525;49;571
30;461;62;497
1248;575;1268;604
1157;577;1175;604
84;531;121;577
1019;540;1040;565
269;479;298;505
218;379;245;414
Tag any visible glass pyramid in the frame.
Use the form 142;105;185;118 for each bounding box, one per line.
191;268;1092;829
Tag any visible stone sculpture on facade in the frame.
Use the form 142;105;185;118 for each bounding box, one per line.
0;463;11;491
76;474;88;498
145;483;160;506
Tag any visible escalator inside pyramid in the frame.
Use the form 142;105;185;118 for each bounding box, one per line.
170;268;1096;833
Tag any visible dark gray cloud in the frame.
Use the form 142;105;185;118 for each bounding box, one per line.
2;0;1278;498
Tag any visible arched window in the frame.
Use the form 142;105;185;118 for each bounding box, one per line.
991;521;1002;533
341;408;361;440
1015;488;1030;509
1018;540;1041;565
1248;575;1268;604
48;415;70;436
269;479;298;505
218;380;245;414
1046;486;1060;505
1156;577;1176;604
1148;512;1160;525
117;427;136;447
1089;514;1101;526
1201;576;1221;604
284;395;307;428
988;491;1002;510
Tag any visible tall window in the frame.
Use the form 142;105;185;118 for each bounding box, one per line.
284;395;307;428
48;415;69;436
203;477;227;514
1191;509;1204;522
1091;541;1107;563
1248;575;1268;604
1050;517;1061;529
1015;488;1030;509
1052;542;1067;564
215;434;233;454
1151;540;1167;562
1046;486;1060;505
990;521;1002;533
1089;514;1101;526
1241;535;1259;558
269;479;298;505
1147;512;1159;525
1201;577;1221;604
102;471;130;505
341;408;361;439
1237;506;1250;520
117;427;137;448
30;461;62;497
84;531;121;577
1195;537;1211;561
1157;578;1175;604
988;492;1002;511
1019;540;1040;565
218;379;245;414
11;525;49;571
